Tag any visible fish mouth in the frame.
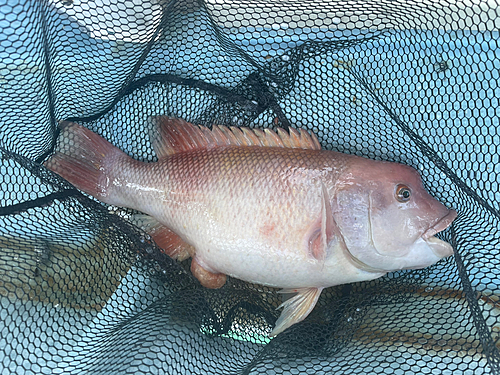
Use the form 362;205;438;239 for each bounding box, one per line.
422;209;458;240
422;209;457;258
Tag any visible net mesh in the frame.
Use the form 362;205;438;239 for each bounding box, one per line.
0;0;499;373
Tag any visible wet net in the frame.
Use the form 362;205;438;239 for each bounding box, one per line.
0;0;499;373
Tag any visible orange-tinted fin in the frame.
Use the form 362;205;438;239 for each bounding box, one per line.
308;183;337;262
190;258;227;289
270;287;324;336
44;121;129;205
149;116;321;158
132;214;194;261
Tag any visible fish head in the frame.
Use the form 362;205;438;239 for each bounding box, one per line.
333;159;457;272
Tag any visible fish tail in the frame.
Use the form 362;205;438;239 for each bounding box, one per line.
44;121;130;205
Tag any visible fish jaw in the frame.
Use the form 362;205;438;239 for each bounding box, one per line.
372;208;457;271
376;208;458;270
424;237;453;259
422;209;457;240
422;209;457;258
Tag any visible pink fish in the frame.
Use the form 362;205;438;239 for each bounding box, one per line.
45;117;457;336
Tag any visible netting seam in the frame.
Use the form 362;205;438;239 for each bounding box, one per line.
62;1;176;125
39;0;57;148
65;74;264;124
36;125;61;165
65;36;383;127
0;188;79;216
202;0;268;73
242;72;292;129
452;225;500;374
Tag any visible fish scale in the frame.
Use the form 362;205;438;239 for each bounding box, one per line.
156;147;329;262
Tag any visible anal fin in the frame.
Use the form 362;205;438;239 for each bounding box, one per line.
270;287;324;336
132;214;193;261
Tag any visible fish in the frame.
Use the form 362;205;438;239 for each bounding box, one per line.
44;117;457;336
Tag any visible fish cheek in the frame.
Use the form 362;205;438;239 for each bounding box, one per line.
368;192;422;251
332;189;374;262
334;188;407;271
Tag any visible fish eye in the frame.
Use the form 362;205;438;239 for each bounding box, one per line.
395;184;411;203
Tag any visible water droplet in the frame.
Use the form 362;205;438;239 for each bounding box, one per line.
355;308;361;312
281;55;290;62
347;317;353;323
425;287;433;292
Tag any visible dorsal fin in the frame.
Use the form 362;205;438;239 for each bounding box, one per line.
149;116;321;158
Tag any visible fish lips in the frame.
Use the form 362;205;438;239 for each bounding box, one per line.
422;209;458;258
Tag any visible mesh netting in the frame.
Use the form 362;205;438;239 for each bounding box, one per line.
0;0;499;373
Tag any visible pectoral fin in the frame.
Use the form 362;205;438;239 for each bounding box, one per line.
132;214;194;261
308;183;338;261
270;287;324;336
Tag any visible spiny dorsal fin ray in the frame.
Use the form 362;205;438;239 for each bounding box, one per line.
150;116;321;158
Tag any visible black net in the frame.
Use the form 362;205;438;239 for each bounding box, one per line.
0;0;499;373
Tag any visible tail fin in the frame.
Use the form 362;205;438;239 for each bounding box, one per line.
44;121;128;204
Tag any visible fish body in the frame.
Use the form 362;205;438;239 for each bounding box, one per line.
45;117;457;335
